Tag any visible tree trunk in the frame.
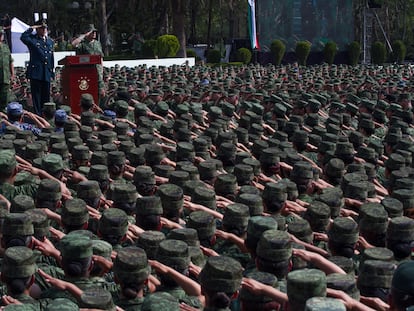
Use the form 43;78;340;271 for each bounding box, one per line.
172;0;187;57
99;0;109;56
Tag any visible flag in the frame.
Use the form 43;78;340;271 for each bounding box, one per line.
247;0;260;50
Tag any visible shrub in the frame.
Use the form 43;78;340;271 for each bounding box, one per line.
295;41;312;66
323;41;337;65
142;39;157;58
186;49;196;58
237;48;252;64
347;41;361;66
206;49;222;63
155;35;180;58
390;40;406;63
270;40;286;66
371;41;387;65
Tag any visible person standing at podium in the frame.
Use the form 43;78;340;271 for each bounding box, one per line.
71;24;104;97
20;17;54;116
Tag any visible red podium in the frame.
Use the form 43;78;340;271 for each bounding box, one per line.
58;55;101;115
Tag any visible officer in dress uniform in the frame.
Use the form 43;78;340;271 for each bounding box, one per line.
20;15;54;116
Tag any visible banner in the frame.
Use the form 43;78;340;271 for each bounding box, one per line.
247;0;260;50
11;17;30;53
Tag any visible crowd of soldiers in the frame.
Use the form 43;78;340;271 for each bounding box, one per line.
0;60;413;311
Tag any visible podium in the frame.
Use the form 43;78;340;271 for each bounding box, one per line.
58;55;101;115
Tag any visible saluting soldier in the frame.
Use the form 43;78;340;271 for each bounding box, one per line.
0;26;14;111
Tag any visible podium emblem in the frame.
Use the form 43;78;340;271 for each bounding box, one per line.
78;77;90;90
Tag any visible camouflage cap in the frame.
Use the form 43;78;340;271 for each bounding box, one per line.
0;150;16;174
80;288;116;311
391;189;414;211
61;198;89;226
199;255;243;293
10;194;35;213
157;183;184;211
359;203;388;233
361;247;394;265
91;239;112;259
42;153;64;173
357;259;396;288
387;216;414;242
235;193;263;216
157;239;190;270
2;246;36;278
25;209;50;238
191;186;217;210
287;269;327;309
187;211;216;240
141;292;180;311
245;216;278;249
2;212;34;236
326;273;360;300
214;173;238;196
113;246;150;283
256;229;292;261
108;151;126;166
198;160;218;180
112;183;138;205
77;180;102;201
328;217;359;244
328;256;355;275
137;230;166;259
98;208;129;236
59;235;93;259
262;182;288;203
136;195;163;216
304;201;331;232
381;197;403;218
167;228;200;247
45;298;79;311
168;170;190;188
36;178;62;202
385;153;406;171
287;218;313;244
222;203;250;229
305;297;346;311
134;165;156;185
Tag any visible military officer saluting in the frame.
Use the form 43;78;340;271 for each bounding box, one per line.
20;13;54;116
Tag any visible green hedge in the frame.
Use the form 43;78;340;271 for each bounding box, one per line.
237;48;252;64
295;41;312;66
347;41;361;66
371;41;387;65
270;39;286;66
323;41;337;65
155;35;180;58
206;49;222;63
390;40;406;63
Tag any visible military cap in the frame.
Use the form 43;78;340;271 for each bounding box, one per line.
385;153;406;171
168;170;190;187
191;186;216;210
359;203;388;233
59;234;93;259
42;153;64;174
141;292;180;311
90;150;108;166
136;195;163;216
45;298;79;311
197;161;217;181
287;217;313;243
287;269;327;309
324;158;345;178
111;183;137;206
91;239;112;259
357;259;396;289
88;164;109;182
34;179;61;205
77;181;102;202
391;189;414;210
144;144;165;165
107;150;126;167
128;147;146;167
113;246;150;283
98;130;117;145
304;201;331;232
245;216;278;249
25;142;44;160
199;255;243;293
290;161;313;180
256;229;292;261
240;271;278;303
79;288;116;311
392;261;414;296
187;211;216;240
0;150;16;174
305;297;346;311
134;165;155;185
2;246;36;278
167;228;205;266
25;209;49;238
2;212;34;236
361;247;394;265
10;194;35;213
381;197;403;218
99;208;129;236
328;217;359;244
222;203;250;229
157;183;184;211
71;145;90;161
137;231;165;259
61;198;89;227
157;239;190;270
326;273;359;300
214;173;238;196
387;216;414;242
236;193;263;216
80;93;94;108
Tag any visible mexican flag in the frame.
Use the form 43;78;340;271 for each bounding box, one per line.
247;0;260;50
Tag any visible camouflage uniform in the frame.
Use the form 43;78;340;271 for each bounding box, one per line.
0;27;13;111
